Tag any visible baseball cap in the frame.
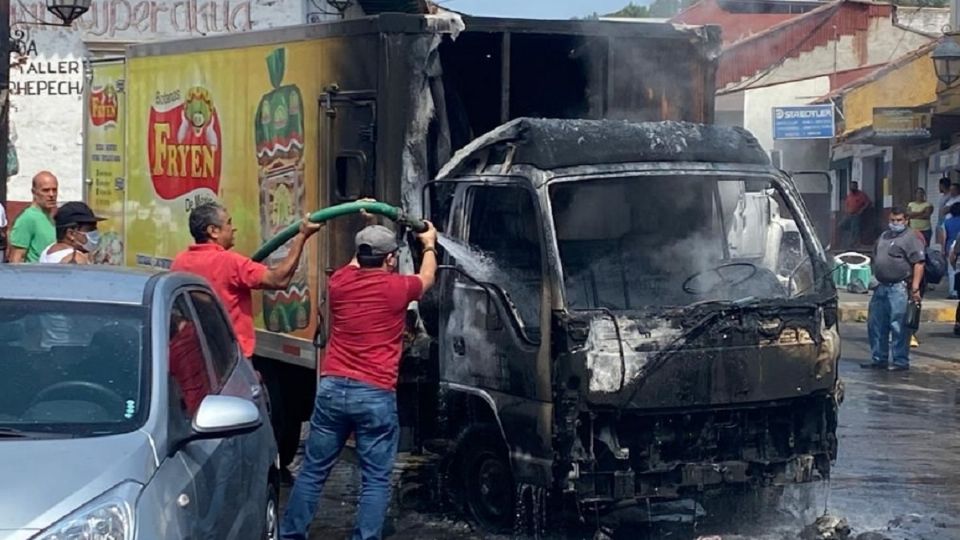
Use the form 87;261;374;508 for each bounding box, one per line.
355;225;398;256
55;201;106;229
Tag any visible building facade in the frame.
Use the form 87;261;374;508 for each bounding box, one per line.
5;0;359;203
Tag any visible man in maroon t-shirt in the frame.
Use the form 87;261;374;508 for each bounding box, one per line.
281;218;437;540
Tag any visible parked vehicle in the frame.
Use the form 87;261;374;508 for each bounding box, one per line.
0;265;278;540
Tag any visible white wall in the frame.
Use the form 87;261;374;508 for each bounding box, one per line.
896;7;948;35
743;76;831;152
6;0;314;202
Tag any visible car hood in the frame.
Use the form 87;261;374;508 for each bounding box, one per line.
0;431;157;538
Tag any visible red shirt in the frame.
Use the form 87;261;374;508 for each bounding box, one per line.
171;244;267;358
320;265;423;391
845;190;870;215
169;321;210;416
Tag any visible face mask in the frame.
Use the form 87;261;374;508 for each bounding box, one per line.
81;230;101;252
889;223;906;233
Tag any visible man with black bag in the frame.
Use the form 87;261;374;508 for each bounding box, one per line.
863;207;925;372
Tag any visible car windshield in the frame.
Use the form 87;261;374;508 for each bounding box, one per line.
0;300;148;437
549;174;818;310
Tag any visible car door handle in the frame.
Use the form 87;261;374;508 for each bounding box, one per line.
453;337;465;355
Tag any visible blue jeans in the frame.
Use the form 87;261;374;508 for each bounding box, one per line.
280;376;399;540
868;282;910;368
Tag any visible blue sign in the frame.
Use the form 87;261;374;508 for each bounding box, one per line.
773;105;835;140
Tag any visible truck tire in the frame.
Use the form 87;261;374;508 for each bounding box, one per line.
458;425;515;534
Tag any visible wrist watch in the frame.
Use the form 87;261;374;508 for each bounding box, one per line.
423;247;437;255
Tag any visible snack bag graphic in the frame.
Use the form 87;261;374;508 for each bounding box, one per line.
255;48;309;333
148;86;222;201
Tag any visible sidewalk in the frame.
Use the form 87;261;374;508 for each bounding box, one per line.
838;283;957;323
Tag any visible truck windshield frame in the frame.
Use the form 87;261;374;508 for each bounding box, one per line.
545;167;827;312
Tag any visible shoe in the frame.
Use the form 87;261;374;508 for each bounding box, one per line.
890;365;910;372
860;362;888;369
954;325;960;337
911;335;919;348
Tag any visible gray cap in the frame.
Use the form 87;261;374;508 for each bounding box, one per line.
355;225;398;256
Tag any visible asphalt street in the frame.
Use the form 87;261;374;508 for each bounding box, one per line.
282;323;960;540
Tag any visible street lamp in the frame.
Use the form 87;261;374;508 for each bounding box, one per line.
0;0;91;212
933;37;960;86
45;0;93;26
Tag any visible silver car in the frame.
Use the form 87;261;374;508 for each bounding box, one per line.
0;265;279;540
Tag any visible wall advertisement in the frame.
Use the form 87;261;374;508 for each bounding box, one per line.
83;60;126;265
125;42;325;340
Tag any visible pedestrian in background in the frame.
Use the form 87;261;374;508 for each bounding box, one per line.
838;181;871;250
940;202;960;300
8;171;58;263
281;213;438;540
863;207;925;372
908;187;933;247
38;202;105;264
933;177;951;230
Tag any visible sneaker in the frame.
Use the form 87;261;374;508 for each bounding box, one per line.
890;365;910;372
910;335;919;348
860;362;888;369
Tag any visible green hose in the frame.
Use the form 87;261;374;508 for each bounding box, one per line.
251;201;427;262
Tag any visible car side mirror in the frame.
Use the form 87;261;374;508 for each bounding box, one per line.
191;395;262;438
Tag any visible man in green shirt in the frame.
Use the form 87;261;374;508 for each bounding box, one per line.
8;171;58;263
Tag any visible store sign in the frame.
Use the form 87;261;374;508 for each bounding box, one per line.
773;105;835;140
872;107;932;138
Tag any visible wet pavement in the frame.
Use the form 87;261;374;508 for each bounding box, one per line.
282;323;960;539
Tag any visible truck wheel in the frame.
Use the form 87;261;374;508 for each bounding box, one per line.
459;425;514;534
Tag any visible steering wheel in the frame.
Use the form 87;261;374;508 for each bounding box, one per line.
29;381;126;413
683;262;759;295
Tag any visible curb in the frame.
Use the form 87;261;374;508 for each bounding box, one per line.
839;302;956;323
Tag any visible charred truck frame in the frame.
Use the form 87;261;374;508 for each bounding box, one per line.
84;12;841;532
420;119;842;531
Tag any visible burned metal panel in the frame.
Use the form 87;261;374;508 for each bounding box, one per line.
436;119;770;181
554;306;838;410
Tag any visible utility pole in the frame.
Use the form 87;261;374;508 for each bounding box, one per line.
0;0;9;212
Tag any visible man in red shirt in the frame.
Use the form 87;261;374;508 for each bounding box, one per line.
281;218;437;540
171;201;321;360
838;181;872;249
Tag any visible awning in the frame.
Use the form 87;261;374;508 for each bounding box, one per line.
929;143;960;174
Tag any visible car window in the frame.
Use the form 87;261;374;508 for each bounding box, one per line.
0;300;147;437
188;290;239;388
168;294;212;417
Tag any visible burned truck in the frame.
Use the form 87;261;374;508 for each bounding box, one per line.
80;8;839;532
413;119;842;531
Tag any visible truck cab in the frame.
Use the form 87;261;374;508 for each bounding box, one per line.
418;118;842;532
